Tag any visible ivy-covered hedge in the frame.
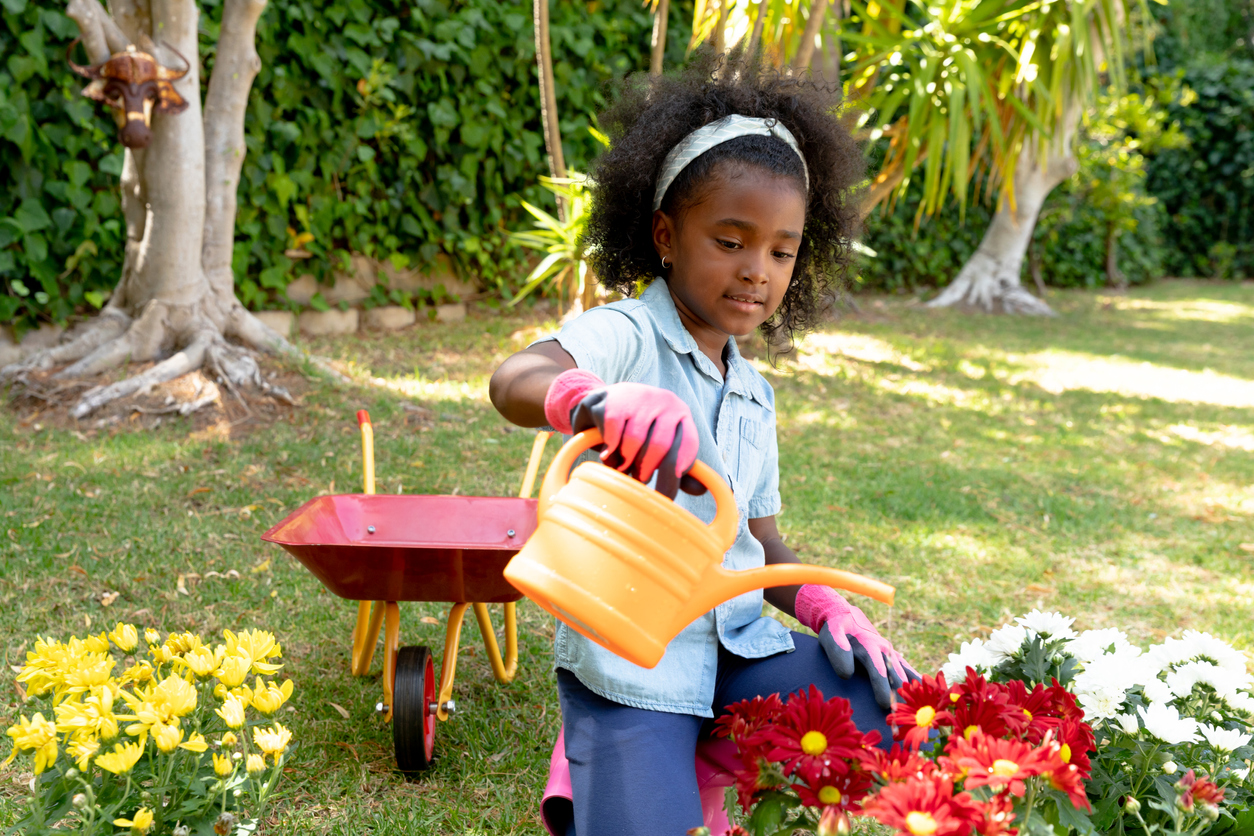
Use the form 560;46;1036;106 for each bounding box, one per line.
0;0;690;331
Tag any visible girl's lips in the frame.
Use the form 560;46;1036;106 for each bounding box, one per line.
724;294;764;313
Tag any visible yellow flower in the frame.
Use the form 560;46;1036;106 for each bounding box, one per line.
109;623;139;652
249;678;295;715
120;661;155;686
62;651;116;695
153;723;183;753
55;684;120;741
114;807;154;834
246;753;267;774
223;629;283;675
69;737;100;770
180;645;221;678
4;713;59;774
83;632;111;653
144;629;160;645
215;654;251;688
152;674;198;718
216;696;246;729
96;740;144;774
164;632;203;654
253;723;292;762
180;732;209;753
220;732;238;748
213;752;233;777
149;644;176;665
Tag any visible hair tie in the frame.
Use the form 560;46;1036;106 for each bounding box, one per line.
652;114;810;212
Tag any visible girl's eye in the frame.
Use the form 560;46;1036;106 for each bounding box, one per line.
717;239;741;250
773;251;796;260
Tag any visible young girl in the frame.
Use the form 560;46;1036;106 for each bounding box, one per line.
489;53;916;836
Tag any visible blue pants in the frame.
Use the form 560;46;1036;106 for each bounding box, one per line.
550;631;893;836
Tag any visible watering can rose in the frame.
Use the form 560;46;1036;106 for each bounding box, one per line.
4;625;296;835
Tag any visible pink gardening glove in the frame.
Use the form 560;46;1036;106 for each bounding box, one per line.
544;369;702;499
795;584;918;710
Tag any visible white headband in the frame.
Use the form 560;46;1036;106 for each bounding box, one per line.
652;114;810;212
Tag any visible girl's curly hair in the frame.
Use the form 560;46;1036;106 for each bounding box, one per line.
583;50;865;345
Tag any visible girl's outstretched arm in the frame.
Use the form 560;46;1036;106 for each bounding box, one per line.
489;342;578;427
749;515;801;619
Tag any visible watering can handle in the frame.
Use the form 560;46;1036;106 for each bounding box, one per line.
540;429;739;551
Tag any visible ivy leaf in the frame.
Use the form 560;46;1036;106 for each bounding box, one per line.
0;0;27;15
15;200;51;234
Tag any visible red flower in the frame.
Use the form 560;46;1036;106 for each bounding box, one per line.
888;672;956;750
714;693;784;745
951;672;1019;739
732;756;784;811
763;686;871;784
1176;770;1224;813
794;765;875;811
1002;680;1057;741
974;792;1018;836
860;744;938;783
862;773;983;836
946;731;1061;797
1049;718;1094;779
1045;760;1092;813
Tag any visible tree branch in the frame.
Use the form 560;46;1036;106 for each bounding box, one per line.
107;0;151;47
791;0;830;72
66;0;129;61
202;0;268;300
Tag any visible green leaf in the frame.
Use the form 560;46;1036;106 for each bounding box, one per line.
15;200;51;234
0;0;27;13
83;291;106;309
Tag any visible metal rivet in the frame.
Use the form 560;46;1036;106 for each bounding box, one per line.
506;529;516;538
367;525;376;534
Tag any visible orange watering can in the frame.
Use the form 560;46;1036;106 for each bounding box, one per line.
504;430;895;669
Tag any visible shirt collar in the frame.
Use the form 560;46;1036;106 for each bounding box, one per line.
640;279;770;408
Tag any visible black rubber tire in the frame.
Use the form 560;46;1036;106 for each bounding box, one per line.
393;645;436;772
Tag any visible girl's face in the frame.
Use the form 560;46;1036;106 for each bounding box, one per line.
652;165;806;344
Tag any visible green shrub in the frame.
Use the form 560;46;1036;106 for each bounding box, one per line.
0;0;691;333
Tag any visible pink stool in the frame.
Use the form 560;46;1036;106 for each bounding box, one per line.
540;727;741;835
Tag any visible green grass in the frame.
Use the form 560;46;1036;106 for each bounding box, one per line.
2;280;1252;833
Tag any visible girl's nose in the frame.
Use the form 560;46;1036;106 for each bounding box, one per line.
740;252;770;284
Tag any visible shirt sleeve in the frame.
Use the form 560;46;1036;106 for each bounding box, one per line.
747;421;781;519
531;302;656;385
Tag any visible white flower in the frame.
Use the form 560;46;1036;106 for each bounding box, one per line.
1015;609;1077;641
1138;702;1200;745
1148;631;1250;674
941;639;994;682
1077;686;1128;722
1069;629;1135;665
1113;712;1141;735
1166;661;1253;700
1197;723;1251;754
1225;690;1254;716
985;624;1029;663
1141;678;1174;705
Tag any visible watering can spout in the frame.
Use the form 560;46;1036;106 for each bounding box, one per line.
504;430;896;669
684;563;895;628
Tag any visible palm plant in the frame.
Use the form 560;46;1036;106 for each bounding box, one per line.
845;0;1137;313
689;0;838;70
510;172;595;316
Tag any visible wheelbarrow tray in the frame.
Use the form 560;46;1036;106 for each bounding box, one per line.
262;494;537;603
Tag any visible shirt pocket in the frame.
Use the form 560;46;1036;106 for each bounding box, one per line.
735;414;771;497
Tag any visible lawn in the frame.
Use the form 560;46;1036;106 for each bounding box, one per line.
2;280;1251;833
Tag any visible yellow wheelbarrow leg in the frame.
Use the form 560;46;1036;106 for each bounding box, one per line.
472;601;518;684
434;603;470;722
351;601;386;675
381;601;400;722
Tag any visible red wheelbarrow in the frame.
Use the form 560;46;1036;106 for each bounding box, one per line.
262;410;552;771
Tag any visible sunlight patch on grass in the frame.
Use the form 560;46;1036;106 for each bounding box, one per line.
1166;422;1254;452
799;332;930;371
1004;350;1254;408
873;375;985;408
1105;295;1254;324
367;374;489;403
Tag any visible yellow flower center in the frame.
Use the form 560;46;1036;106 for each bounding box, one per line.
1060;743;1071;763
905;811;939;836
991;758;1020;778
949;692;959;703
801;731;828;756
818;785;842;804
964;725;979;740
914;706;936;728
1022;708;1033;720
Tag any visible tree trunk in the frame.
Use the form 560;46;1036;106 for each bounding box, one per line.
744;0;768;60
533;0;566;221
790;0;829;72
649;0;669;76
927;103;1081;316
2;0;296;417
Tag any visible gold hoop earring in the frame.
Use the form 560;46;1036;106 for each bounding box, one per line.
661;255;671;269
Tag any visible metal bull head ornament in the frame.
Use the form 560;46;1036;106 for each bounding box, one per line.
67;39;190;149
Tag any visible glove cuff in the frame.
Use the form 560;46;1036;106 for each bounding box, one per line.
544;368;605;434
794;584;846;634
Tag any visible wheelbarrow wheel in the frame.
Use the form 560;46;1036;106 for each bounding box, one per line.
393;645;436;771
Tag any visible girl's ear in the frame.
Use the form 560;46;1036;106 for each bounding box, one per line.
651;209;676;264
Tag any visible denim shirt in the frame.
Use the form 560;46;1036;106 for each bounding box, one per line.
534;278;794;717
